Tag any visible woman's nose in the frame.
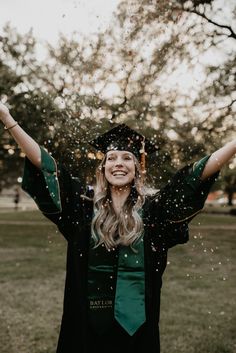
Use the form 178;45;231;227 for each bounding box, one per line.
115;159;123;166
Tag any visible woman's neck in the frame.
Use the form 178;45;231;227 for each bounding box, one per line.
110;185;131;215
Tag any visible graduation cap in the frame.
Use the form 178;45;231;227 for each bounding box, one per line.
89;124;159;175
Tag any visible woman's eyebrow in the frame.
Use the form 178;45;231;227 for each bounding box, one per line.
107;152;132;157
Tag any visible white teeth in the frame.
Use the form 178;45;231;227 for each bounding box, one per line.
112;172;127;176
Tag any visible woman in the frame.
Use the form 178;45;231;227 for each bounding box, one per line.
0;102;235;353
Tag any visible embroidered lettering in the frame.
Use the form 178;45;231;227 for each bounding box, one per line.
89;299;113;309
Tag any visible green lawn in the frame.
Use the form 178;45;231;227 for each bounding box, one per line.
0;210;235;353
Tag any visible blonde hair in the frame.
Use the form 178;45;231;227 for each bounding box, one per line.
91;153;145;250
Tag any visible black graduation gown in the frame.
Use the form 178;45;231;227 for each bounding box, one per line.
21;148;219;353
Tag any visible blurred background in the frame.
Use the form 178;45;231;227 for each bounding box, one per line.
0;0;236;205
0;1;235;353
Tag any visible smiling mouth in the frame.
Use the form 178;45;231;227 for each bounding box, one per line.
112;171;127;176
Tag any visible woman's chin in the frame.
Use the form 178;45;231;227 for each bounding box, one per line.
109;180;131;188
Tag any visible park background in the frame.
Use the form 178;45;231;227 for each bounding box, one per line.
0;0;235;352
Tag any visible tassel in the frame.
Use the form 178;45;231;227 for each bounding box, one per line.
140;138;146;180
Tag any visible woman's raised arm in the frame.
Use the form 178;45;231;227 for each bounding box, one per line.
201;139;236;180
0;102;41;169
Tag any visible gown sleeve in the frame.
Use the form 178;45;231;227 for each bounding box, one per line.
21;146;81;239
160;154;220;224
148;155;219;249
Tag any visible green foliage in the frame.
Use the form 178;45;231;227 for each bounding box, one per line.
0;1;235;196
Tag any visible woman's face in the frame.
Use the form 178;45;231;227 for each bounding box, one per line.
104;150;136;187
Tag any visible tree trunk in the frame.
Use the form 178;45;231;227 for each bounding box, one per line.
227;191;234;206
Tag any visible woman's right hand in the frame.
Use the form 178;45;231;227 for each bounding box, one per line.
0;100;41;168
0;102;11;124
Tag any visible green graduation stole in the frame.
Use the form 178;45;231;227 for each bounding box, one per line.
87;241;117;335
114;237;146;335
88;235;146;336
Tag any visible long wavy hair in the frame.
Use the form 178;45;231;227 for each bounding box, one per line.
91;153;146;250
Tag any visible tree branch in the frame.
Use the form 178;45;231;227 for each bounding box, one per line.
185;8;236;40
221;99;236;110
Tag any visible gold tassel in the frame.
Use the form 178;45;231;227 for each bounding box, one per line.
140;138;146;181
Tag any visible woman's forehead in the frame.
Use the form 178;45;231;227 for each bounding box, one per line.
106;150;134;157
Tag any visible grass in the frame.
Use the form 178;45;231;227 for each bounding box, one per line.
0;210;235;353
0;211;66;353
0;210;45;221
191;212;236;225
161;219;236;353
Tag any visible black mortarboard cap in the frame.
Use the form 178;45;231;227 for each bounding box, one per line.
89;124;158;175
89;124;158;159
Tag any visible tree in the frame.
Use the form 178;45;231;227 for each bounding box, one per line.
108;0;236;198
0;0;235;197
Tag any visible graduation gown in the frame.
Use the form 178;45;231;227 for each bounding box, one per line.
22;147;219;353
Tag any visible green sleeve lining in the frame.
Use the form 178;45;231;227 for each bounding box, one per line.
163;155;219;223
185;155;211;190
21;146;62;214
